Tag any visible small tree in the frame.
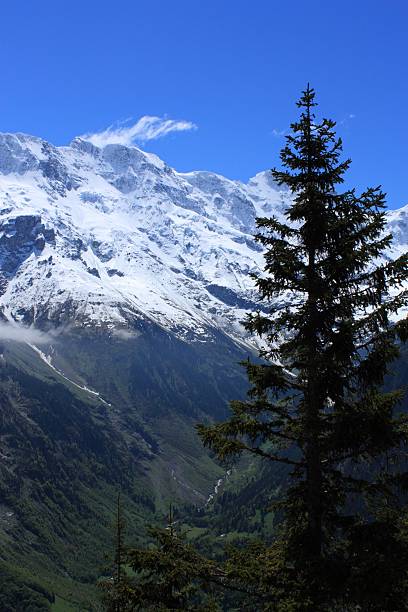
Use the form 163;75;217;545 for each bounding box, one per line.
198;85;408;610
100;493;131;612
106;506;221;611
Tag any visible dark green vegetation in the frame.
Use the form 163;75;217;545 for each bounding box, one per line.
0;325;250;610
113;86;408;611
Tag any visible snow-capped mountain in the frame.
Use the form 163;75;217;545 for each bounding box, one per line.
0;132;406;345
0;133;407;611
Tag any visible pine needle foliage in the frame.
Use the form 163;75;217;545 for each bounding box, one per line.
104;506;221;611
197;85;408;610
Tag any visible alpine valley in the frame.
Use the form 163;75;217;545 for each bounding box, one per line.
0;133;407;610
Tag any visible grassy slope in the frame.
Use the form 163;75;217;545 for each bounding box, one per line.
0;324;250;610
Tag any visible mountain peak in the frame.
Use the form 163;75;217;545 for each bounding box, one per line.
0;130;406;346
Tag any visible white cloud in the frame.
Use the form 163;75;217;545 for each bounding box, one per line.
339;113;356;126
0;322;55;344
111;328;140;341
272;128;286;137
81;115;197;148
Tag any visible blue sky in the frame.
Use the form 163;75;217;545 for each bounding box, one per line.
0;0;406;208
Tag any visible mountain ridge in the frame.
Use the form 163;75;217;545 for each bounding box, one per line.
1;131;404;349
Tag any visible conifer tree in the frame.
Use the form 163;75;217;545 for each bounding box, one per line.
105;506;221;611
197;85;408;610
100;493;133;612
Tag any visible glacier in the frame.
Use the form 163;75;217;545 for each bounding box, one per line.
0;131;406;347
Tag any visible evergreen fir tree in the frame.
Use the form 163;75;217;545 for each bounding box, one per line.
197;85;408;610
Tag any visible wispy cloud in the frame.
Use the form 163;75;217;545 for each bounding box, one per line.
111;328;140;341
81;115;198;148
0;322;55;344
339;113;356;126
271;128;286;138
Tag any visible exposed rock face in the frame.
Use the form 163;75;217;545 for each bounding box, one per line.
1;214;54;251
0;133;39;174
0;216;55;303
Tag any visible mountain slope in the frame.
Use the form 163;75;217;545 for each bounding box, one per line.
0;133;277;344
1;132;404;343
0;326;252;609
0;132;406;609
